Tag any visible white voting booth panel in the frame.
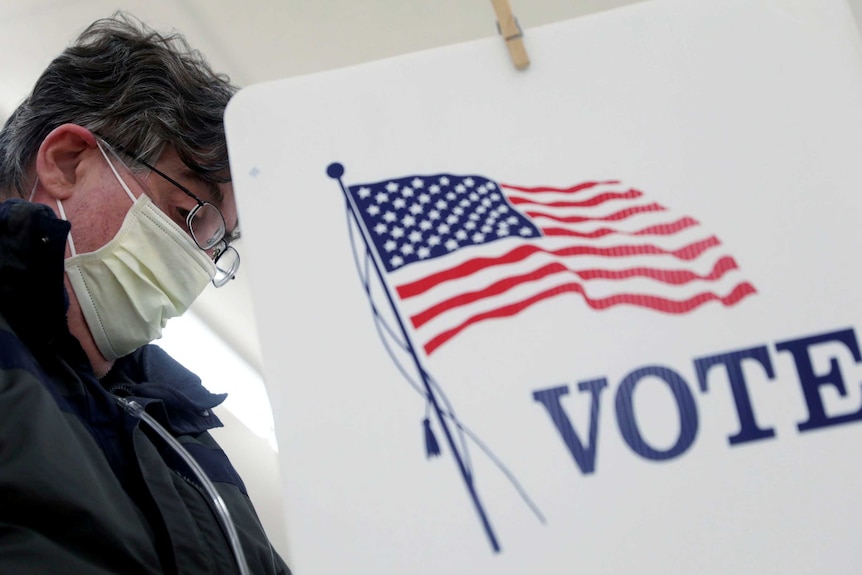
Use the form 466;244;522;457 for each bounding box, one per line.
225;0;862;572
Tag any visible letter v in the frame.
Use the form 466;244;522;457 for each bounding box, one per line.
533;379;608;474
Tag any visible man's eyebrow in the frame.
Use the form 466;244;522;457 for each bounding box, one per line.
179;167;224;204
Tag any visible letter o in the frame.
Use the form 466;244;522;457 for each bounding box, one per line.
615;366;699;461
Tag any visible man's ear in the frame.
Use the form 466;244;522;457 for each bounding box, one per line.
35;124;98;200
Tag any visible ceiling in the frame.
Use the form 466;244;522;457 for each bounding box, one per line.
3;0;862;377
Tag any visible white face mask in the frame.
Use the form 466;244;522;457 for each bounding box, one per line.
59;142;216;360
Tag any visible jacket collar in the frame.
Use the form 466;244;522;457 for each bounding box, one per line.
105;345;226;435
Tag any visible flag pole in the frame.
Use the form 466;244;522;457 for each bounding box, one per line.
327;162;501;553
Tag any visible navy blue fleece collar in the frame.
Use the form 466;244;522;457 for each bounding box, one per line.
106;344;226;435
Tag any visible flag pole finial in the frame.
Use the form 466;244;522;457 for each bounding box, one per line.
326;162;345;179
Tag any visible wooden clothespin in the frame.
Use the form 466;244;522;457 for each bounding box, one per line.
490;0;530;70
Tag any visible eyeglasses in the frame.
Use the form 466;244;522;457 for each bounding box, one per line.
131;157;239;287
103;141;240;288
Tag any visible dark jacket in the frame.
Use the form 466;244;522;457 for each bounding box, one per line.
0;199;290;574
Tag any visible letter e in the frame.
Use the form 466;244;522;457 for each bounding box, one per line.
775;328;862;432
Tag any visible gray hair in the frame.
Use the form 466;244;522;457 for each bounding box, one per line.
0;12;237;198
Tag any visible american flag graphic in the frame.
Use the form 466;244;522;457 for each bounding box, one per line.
346;173;756;355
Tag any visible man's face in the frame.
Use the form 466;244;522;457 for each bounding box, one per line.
58;142;237;262
31;126;238;373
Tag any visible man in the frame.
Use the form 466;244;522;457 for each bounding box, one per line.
0;13;290;575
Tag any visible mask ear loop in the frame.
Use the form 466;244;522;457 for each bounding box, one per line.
55;198;77;257
96;140;139;204
32;174;79;257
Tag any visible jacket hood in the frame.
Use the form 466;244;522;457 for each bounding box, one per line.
0;199;71;349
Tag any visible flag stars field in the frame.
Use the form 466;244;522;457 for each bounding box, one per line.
351;174;543;272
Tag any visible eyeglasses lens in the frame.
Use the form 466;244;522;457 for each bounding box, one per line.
189;203;226;251
213;245;240;287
